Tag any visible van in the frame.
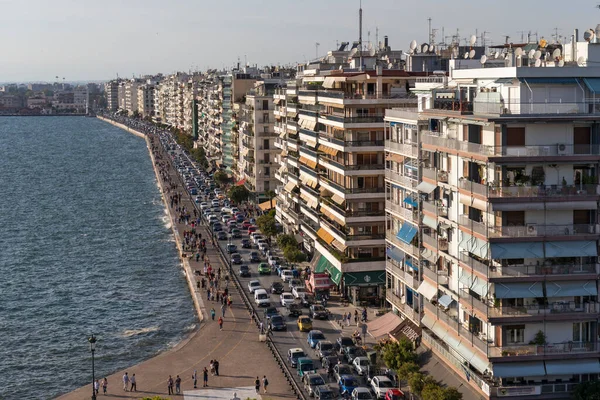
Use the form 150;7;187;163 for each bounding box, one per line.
296;357;316;377
254;289;271;307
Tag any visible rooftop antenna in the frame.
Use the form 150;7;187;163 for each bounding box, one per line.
518;30;527;42
428;17;432;44
315;42;320;59
358;0;363;71
375;27;379;49
504;35;510;44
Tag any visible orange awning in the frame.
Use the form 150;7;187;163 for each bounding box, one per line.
317;227;335;245
258;199;277;211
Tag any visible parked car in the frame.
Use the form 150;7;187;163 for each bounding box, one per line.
248;280;262;293
384;389;405;400
249;251;261;262
297;358;316;378
270;281;284;294
370;376;395;399
230;253;242;264
280;292;295;307
315;340;335;360
263;307;279;320
352;387;375;400
288;347;306;368
352;356;370;376
226;244;237;253
309;304;329;320
297;316;313;332
268;315;287;331
239;265;250;277
258;262;271;275
216;231;228;240
338;375;360;397
334;364;354;382
303;373;326;397
307;330;326;348
344;346;367;363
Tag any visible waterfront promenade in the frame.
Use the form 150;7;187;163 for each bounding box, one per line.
58;118;292;400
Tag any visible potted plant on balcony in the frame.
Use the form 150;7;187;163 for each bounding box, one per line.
529;330;547;354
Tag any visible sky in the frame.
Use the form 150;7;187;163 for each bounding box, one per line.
0;0;599;82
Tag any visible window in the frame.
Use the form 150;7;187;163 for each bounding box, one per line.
506;127;525;146
506;325;525;344
263;139;270;150
263;113;269;123
262;100;269;110
264;167;270;177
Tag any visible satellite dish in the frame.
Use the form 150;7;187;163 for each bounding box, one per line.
350;48;358;56
578;56;586;66
410;40;418;50
367;42;373;51
338;65;343;70
534;50;542;60
464;52;469;59
422;44;429;53
430;44;435;53
558;60;565;67
515;48;523;57
534;59;541;67
369;48;376;56
469;49;476;59
470;34;477;46
480;55;487;65
494;51;500;59
414;46;419;54
452;48;459;58
388;62;393;69
552;48;561;59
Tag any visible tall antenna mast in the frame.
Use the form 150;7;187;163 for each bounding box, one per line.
315;42;320;59
428;17;432;44
359;0;363;71
375;27;379;48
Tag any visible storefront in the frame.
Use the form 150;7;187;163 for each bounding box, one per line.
343;271;386;307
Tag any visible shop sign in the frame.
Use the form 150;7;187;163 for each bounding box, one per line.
497;386;541;397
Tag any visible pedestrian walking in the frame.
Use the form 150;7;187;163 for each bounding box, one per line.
255;377;260;394
130;374;137;392
122;372;129;391
93;380;99;396
262;376;269;393
210;307;216;320
168;375;174;395
218;316;223;330
102;377;108;395
175;375;181;394
203;367;209;387
221;303;226;317
192;370;198;389
346;312;350;327
354;310;359;326
214;359;220;376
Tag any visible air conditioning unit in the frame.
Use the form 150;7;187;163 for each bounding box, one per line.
557;143;568;155
526;223;538;236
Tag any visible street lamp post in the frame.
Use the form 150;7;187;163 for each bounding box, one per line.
88;334;97;400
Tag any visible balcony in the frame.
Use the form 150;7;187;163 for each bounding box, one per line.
489;184;600;199
386;200;419;223
320;113;385;124
385;170;419;189
387;259;419;288
386;140;418;158
386;232;420;258
430;98;473;114
459;252;491;276
458;215;488;237
458;178;488;197
492;301;600;319
489;341;600;358
422;200;448;217
490;263;598;278
422;266;449;285
422;131;495;156
386;291;422;323
489;223;599;238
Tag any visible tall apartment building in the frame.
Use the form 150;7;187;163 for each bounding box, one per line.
274;44;418;304
105;80;119;111
137;84;155;118
385;39;600;399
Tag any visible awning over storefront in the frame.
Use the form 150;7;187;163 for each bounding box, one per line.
396;223;418;244
343;271;386;286
545;359;600;375
492;362;546;378
367;312;403;339
417;280;438;301
314;255;330;273
390;317;422;342
258;199;276;211
416;181;437;194
490;242;544;259
327;263;342;285
494;282;544;299
422;215;437;229
386;247;405;263
317;227;335;245
545;281;598;297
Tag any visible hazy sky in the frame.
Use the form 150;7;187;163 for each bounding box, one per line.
1;0;598;82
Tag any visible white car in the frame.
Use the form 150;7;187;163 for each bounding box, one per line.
252;234;265;245
211;200;220;207
352;387;375;400
281;270;294;282
352;356;370;376
280;292;295;307
292;286;307;299
254;289;270;307
248;280;262;293
268;256;281;267
288;279;303;289
200;202;210;210
370;376;394;399
258;241;270;253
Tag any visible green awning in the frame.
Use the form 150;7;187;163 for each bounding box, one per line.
314;255;330;273
326;264;342;285
343;270;386;286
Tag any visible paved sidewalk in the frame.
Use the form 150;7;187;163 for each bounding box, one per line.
59;124;293;400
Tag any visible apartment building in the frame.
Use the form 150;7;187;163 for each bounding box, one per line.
385;39;600;399
105;80;119;111
137;84;155;118
274;44;418;304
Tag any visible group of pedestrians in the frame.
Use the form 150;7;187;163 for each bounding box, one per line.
254;376;269;394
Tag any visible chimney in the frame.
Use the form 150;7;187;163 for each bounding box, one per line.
384;35;389;49
575;29;579;42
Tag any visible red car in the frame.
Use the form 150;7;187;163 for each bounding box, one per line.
242;221;251;229
385;389;405;400
247;226;257;234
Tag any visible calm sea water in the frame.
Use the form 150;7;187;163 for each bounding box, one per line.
0;117;196;399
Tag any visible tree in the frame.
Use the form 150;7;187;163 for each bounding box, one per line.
421;383;446;400
396;361;419;383
442;387;463;400
277;234;297;249
381;339;418;371
213;171;229;187
256;213;277;240
407;372;426;395
283;246;307;263
264;189;276;209
228;185;250;204
572;381;600;400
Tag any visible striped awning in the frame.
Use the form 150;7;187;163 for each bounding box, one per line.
258;199;276;211
331;194;345;205
320;205;344;226
317;227;335;244
332;239;347;252
319;144;339;157
284;181;297;192
386;153;405;163
299;156;318;169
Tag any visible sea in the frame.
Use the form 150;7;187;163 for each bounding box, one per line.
0;117;197;399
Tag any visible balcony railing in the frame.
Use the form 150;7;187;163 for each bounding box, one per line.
458;178;488;197
386;232;420;257
459;252;491;276
491;263;598;278
489;184;600;198
422;200;448;217
386;292;422;323
386;141;418;157
320;113;385;124
489;341;600;358
422;233;449;251
386;200;419;223
385;170;419;189
489;224;599;238
458;215;488;236
422;265;449;285
387;259;419;288
422;131;495;155
494;301;600;317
